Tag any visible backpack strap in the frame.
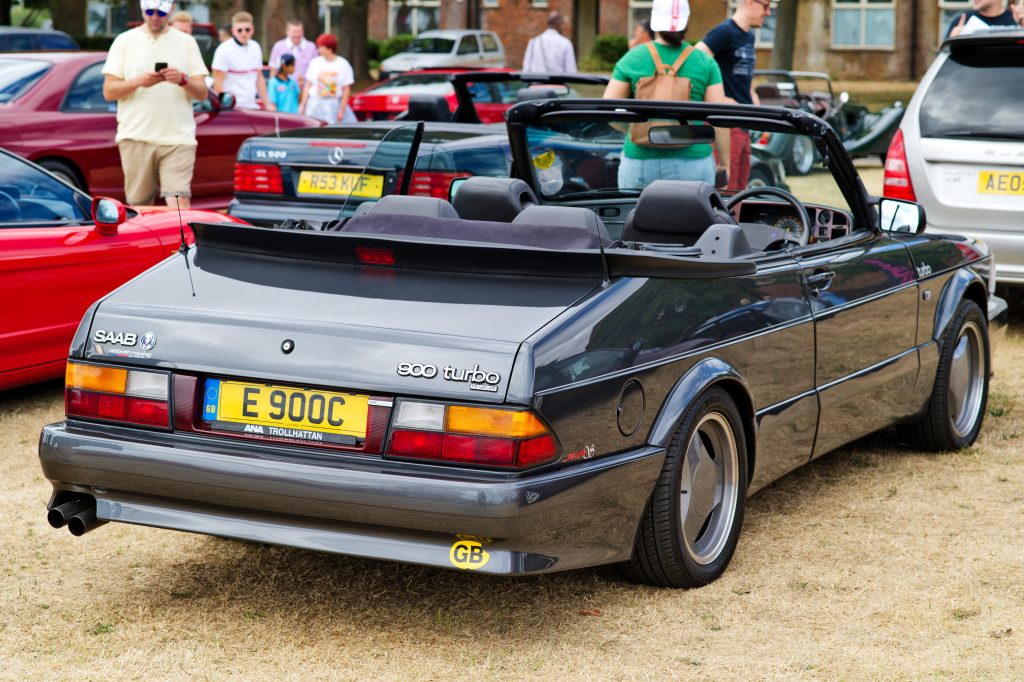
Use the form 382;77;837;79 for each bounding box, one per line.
645;41;670;75
666;45;694;77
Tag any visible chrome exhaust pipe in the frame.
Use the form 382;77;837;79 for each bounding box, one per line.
47;496;91;529
67;506;107;537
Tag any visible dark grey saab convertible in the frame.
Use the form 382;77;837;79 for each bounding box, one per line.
39;99;1007;588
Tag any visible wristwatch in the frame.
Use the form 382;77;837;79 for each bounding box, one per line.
178;73;189;87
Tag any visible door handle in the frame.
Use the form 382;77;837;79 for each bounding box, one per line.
807;269;836;295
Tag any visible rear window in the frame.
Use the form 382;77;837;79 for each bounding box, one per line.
39;33;77;50
919;45;1024;139
0;59;50;103
409;37;455;54
481;34;500;52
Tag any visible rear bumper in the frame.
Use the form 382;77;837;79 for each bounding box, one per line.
227;197;356;228
39;422;664;575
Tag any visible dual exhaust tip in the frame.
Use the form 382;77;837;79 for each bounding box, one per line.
46;495;107;536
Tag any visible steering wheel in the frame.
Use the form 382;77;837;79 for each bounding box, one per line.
726;185;811;248
0;190;22;222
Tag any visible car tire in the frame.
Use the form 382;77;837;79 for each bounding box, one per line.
787;135;815;176
624;386;748;588
908;299;989;451
38;159;85;192
747;165;773;188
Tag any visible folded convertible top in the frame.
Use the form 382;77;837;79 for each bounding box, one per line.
191;221;757;280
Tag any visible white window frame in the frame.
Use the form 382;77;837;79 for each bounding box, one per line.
830;0;897;50
319;0;344;36
531;0;549;8
628;0;653;33
728;0;776;47
388;0;442;36
482;0;499;8
937;0;970;41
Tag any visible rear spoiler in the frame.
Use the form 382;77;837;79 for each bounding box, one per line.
191;222;756;280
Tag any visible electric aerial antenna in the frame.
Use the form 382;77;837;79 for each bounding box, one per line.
175;194;196;297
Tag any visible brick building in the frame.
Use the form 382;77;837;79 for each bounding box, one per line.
85;0;980;80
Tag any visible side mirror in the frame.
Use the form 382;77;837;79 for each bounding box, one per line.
838;91;850;106
218;92;236;111
92;196;126;235
879;198;926;234
448;177;468;202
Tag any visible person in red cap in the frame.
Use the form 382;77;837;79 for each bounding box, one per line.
300;33;356;124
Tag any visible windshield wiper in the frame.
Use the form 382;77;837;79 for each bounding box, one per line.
937;130;1024;141
557;188;643;200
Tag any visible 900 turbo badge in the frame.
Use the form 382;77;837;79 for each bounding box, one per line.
396;362;500;392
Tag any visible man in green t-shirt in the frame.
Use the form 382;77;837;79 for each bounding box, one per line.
603;0;730;191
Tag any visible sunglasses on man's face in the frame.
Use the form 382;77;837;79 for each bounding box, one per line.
752;0;774;9
144;8;167;17
235;26;254;33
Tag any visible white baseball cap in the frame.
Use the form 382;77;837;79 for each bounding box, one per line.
650;0;690;32
140;0;174;14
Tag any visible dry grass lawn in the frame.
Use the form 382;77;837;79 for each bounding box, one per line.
1;325;1022;680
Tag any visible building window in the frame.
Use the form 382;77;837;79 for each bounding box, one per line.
831;0;896;48
628;0;652;32
531;0;549;7
728;0;776;47
482;0;499;7
938;0;970;40
389;0;441;35
319;0;344;35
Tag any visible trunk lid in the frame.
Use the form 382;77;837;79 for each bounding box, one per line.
83;229;603;404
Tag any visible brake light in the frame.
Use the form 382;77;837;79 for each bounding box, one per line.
356;246;396;266
883;129;916;201
385;400;560;468
234;163;283;194
408;171;470;199
65;362;170;428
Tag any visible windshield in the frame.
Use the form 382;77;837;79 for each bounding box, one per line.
408;37;455;54
374;74;452;92
0;59;49;103
335;122;423;219
522;114;855;240
920;45;1024;139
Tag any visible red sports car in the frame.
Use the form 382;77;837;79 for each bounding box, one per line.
0;52;320;210
0;149;246;391
351;68;515;123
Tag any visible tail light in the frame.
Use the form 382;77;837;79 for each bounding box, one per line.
408;171;470;199
65;362;170;429
234;163;283;194
385;400;560;469
883;129;916;201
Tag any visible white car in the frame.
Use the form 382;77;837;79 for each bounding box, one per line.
884;28;1024;283
379;30;505;79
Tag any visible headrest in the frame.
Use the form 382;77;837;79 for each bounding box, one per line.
515;87;561;103
622;180;732;245
367;195;459;219
512;205;611;245
453;176;538;223
405;94;452;122
342;214;604;250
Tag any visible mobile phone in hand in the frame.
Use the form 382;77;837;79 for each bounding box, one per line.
155;62;168;72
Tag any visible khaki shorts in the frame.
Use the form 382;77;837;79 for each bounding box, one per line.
117;140;196;205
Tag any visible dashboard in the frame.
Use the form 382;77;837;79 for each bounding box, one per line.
737;201;852;242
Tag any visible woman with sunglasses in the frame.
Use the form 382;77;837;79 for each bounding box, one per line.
212;11;273;111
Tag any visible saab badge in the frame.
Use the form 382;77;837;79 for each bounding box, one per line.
139;332;157;351
449;538;490;570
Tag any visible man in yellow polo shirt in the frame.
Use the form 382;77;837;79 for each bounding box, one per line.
102;0;209;208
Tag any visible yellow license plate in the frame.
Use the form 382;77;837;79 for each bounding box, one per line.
296;170;384;198
202;379;369;444
977;171;1024;196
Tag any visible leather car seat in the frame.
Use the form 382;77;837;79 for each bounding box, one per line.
511;205;612;245
621;180;736;246
453;176;539;222
404;94;453;123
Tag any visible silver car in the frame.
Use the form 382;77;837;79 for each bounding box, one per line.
885;29;1024;283
380;30;505;79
